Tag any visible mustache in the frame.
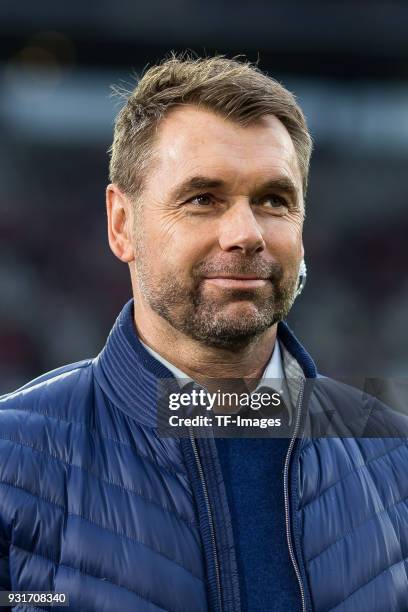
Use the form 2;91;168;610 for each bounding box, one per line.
193;256;284;281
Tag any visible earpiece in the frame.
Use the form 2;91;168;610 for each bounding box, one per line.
295;258;307;297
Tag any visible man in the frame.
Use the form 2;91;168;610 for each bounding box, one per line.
0;54;407;612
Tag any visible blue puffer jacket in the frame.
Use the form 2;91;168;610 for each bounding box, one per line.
1;299;407;611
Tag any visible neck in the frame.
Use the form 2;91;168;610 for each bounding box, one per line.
133;296;278;391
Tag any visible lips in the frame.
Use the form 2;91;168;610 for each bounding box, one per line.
204;275;268;280
202;276;269;289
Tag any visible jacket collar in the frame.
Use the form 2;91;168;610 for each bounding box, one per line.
93;298;317;427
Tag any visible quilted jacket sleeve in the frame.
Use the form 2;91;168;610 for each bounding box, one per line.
0;538;10;590
0;419;12;611
0;536;11;612
0;407;11;594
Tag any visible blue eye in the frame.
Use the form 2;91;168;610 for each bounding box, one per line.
187;193;214;206
259;194;289;209
263;195;287;208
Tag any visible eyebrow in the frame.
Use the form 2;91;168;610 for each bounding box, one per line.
171;176;226;202
171;175;300;204
254;177;300;203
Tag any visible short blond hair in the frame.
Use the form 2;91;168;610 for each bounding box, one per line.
109;53;312;199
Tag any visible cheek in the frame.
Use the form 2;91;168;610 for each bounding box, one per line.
159;215;218;264
142;219;210;274
265;221;303;260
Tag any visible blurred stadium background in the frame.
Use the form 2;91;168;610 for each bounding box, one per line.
0;1;407;393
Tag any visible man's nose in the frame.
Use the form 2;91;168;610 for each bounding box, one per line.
218;200;265;255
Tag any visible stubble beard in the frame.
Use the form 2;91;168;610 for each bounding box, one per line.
135;241;299;351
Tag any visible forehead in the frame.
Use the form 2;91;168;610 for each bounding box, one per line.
148;105;302;192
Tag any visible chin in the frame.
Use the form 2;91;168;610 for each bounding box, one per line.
217;300;268;319
210;305;275;336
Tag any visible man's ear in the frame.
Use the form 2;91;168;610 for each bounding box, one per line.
106;183;135;263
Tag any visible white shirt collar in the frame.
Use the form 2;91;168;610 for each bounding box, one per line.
138;336;285;394
138;334;292;425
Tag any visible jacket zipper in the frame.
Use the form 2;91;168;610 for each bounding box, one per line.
189;427;223;612
283;378;306;612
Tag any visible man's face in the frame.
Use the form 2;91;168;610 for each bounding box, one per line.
132;105;305;350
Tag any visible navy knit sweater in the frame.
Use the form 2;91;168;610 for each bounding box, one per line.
215;437;301;611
